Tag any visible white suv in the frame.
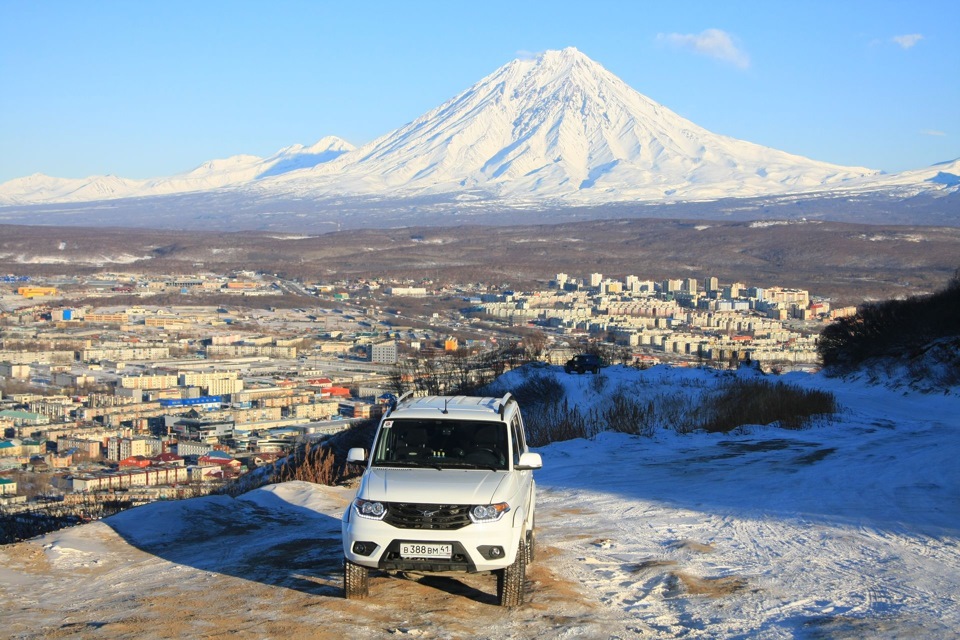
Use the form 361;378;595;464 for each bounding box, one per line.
342;392;542;607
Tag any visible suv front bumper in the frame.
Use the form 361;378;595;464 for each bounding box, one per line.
342;506;521;573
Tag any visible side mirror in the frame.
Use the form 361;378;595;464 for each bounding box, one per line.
515;452;543;470
346;447;367;463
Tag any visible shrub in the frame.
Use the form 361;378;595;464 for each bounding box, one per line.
505;372;566;406
220;420;378;497
270;443;337;485
819;272;960;371
601;387;653;437
524;398;591;447
590;370;608;394
487;372;594;446
696;379;837;433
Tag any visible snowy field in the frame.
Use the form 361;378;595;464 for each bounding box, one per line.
1;365;957;639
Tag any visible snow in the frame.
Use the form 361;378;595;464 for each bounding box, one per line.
1;365;958;639
0;136;355;205
264;48;877;203
4;50;952;210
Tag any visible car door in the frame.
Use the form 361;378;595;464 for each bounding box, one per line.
510;411;535;519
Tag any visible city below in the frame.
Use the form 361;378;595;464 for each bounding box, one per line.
0;267;854;522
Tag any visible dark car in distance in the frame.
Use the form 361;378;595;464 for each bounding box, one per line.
564;353;602;374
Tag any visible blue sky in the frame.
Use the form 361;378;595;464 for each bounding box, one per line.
1;0;957;184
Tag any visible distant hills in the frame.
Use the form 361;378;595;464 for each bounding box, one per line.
0;136;354;205
0;48;957;228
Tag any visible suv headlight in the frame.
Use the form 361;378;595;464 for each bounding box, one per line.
354;498;387;520
469;502;510;523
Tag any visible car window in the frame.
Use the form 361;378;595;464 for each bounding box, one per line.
373;418;508;470
510;414;523;465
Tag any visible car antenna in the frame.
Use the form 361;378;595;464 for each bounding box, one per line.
443;397;449;414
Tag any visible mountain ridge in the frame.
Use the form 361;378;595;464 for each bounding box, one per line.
0;48;956;210
0;136;354;205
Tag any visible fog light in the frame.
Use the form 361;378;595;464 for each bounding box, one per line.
352;541;377;556
478;545;505;560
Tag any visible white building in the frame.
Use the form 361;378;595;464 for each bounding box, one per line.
72;466;189;492
106;436;163;461
371;341;398;364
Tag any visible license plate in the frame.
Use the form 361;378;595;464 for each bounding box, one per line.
400;542;452;559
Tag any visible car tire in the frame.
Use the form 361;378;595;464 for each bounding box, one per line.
344;559;369;599
496;538;527;607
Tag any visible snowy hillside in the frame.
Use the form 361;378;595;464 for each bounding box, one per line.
4;48;957;210
2;365;957;639
0;136;353;205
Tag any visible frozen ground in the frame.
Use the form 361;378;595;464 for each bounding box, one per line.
1;366;957;639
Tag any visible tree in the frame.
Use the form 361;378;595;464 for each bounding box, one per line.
520;329;549;362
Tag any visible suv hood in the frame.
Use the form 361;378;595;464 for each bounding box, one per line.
361;467;512;505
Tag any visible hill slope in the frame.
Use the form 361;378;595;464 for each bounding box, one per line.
1;366;958;638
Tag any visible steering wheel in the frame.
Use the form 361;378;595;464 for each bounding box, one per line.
467;447;503;465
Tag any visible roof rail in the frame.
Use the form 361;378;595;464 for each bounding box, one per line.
498;392;513;419
384;390;415;418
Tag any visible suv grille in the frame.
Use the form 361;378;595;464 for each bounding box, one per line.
383;503;472;530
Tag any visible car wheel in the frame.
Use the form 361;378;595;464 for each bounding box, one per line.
344;559;369;599
496;538;527;607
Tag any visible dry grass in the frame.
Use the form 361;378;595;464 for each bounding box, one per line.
698;378;838;433
269;444;336;485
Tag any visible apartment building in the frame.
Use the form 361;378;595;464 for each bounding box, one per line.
370;340;398;364
106;436;163;461
72;465;189;492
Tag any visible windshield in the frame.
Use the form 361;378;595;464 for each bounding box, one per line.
372;418;509;470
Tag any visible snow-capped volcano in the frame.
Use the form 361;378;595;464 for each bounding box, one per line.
265;47;878;201
2;48;955;210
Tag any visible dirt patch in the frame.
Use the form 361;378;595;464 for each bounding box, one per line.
670;571;749;598
719;438;803;453
628;558;679;573
530;542;565;563
800;614;931;640
0;542;51;574
669;539;716;553
567;533;599;541
794;447;837;465
525;550;596;611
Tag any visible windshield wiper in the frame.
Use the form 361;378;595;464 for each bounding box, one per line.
435;461;483;469
462;462;501;472
375;460;443;470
